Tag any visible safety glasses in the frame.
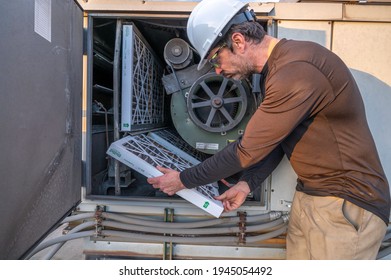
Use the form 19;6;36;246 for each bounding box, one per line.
208;43;226;68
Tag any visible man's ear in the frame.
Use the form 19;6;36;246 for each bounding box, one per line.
231;32;245;53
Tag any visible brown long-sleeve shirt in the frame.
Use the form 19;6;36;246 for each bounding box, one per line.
180;39;390;224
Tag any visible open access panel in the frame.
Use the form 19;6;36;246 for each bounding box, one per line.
78;3;294;260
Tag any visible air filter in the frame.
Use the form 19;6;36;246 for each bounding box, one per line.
121;24;165;132
107;134;223;218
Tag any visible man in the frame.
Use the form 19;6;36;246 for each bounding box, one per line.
147;0;390;259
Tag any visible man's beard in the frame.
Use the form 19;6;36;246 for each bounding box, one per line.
228;63;253;81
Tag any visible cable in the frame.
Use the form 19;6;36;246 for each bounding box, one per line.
62;207;281;228
42;221;96;260
246;225;287;243
62;212;95;223
101;211;280;229
26;210;287;259
25;230;95;259
101;217;285;236
101;229;236;244
100;223;286;245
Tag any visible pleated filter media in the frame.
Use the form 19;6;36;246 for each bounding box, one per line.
107;132;223;218
121;24;165;132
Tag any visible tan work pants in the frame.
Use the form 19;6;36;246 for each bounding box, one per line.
286;191;387;259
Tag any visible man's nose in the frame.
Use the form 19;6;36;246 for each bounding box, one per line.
214;67;223;75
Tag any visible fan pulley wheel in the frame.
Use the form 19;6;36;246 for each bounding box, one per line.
187;73;248;133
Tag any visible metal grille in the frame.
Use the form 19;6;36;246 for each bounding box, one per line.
121;134;218;200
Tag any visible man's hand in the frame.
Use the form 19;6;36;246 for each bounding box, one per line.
147;166;186;196
215;181;250;212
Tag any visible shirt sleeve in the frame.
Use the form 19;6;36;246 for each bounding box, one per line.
239;145;285;191
180;141;243;188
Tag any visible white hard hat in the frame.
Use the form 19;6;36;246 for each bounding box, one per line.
187;0;255;70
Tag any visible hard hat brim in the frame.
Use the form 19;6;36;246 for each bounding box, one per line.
197;58;209;71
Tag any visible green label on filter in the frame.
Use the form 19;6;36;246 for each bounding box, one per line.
109;148;121;158
203;202;210;209
123;123;129;128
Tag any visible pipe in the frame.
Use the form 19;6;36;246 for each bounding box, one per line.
101;217;285;235
62;212;95;223
101;211;281;229
25;230;96;259
246;225;287;243
101;223;286;245
102;229;237;244
42;221;96;260
26;212;287;259
61;211;282;227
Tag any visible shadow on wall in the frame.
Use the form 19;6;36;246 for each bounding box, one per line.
351;69;391;184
